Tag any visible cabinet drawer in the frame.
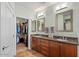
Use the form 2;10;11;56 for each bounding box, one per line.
41;45;49;50
40;43;49;47
40;47;49;56
41;39;49;43
41;39;49;46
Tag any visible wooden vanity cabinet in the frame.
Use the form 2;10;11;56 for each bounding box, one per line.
60;43;77;57
49;41;60;57
50;41;77;57
40;39;50;56
32;36;77;57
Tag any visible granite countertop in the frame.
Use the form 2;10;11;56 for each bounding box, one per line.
32;36;79;45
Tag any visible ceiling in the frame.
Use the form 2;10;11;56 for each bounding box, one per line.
15;2;57;11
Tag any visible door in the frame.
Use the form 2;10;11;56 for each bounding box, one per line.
49;41;60;57
32;37;37;50
36;38;40;52
0;2;16;57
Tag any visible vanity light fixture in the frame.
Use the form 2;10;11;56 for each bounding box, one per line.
61;3;67;8
37;12;44;17
56;3;67;11
56;5;61;11
37;11;46;18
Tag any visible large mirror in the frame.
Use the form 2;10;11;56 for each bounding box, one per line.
37;18;45;32
56;10;73;32
32;20;36;32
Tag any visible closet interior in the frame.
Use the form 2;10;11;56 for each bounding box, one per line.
16;17;28;47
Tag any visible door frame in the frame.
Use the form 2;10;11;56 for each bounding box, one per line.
16;17;30;48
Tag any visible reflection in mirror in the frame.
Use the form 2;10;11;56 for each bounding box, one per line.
37;18;45;32
56;10;73;32
32;20;36;32
57;13;64;31
45;27;49;33
63;10;73;31
50;27;54;33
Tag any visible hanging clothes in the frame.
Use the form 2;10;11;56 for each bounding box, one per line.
16;34;20;44
20;23;23;33
26;23;28;34
17;24;20;33
23;23;27;34
22;23;25;33
25;24;27;34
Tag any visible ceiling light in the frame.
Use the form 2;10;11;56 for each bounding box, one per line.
56;3;67;11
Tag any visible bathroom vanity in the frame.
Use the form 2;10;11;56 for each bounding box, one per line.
31;35;78;57
31;7;78;57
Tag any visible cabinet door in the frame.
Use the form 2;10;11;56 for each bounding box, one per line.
32;37;37;50
32;37;41;52
50;41;60;57
40;39;49;56
36;38;40;52
61;43;77;57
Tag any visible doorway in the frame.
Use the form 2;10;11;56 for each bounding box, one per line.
16;17;28;47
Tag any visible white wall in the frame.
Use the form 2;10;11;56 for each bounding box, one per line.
15;4;36;20
0;3;1;54
45;5;55;27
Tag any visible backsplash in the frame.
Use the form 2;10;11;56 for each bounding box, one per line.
31;34;49;37
53;35;78;43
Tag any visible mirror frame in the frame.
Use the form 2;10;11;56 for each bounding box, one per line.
56;10;73;32
37;17;45;32
32;20;36;32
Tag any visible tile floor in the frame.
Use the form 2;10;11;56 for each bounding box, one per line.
16;43;44;57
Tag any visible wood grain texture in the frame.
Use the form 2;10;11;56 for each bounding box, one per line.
31;36;77;57
50;41;60;57
61;43;77;57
